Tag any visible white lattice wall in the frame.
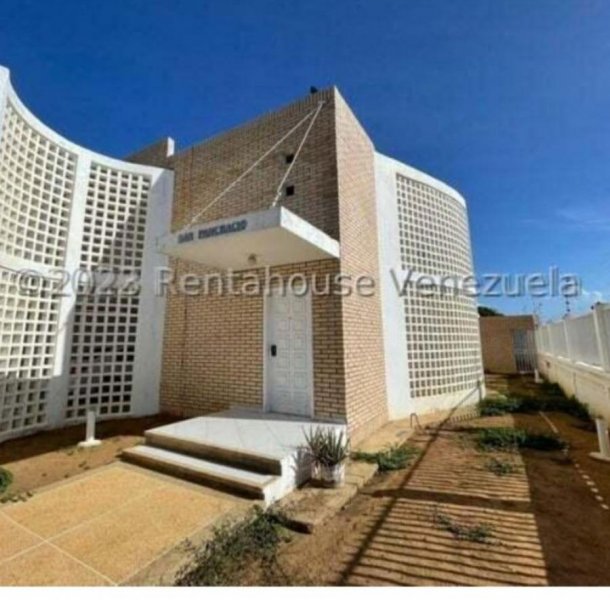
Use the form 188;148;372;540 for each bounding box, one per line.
396;175;473;277
0;66;173;442
376;153;484;418
0;103;76;267
396;173;482;406
0;268;60;436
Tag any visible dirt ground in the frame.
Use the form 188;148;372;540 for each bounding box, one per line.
3;377;610;586
269;375;610;586
0;415;175;500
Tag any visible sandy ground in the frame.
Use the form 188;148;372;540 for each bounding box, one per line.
0;415;175;500
2;377;610;585
269;376;610;586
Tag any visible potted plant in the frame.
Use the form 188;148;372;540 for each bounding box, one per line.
304;426;350;488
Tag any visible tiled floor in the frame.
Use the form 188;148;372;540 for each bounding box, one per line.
0;464;241;586
149;408;346;460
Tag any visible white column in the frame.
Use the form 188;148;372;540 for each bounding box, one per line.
46;155;91;428
130;169;174;417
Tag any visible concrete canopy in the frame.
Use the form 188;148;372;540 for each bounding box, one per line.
158;206;340;270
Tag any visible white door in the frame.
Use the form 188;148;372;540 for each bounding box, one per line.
265;287;313;416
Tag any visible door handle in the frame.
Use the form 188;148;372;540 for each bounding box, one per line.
270;344;277;357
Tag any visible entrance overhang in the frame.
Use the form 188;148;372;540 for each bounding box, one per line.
158;206;340;270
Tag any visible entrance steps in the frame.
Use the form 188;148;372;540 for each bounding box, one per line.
122;445;284;503
122;408;346;506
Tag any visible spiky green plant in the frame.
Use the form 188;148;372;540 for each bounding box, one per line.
304;426;350;467
352;443;418;471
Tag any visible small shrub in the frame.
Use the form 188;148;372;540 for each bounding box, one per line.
476;427;526;451
433;510;493;543
539;381;563;396
352;443;418;471
479;396;521;416
485;458;518;476
0;467;13;494
176;507;289;586
304;427;349;467
476;427;565;452
479;391;590;422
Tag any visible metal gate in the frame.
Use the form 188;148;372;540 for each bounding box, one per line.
512;329;537;373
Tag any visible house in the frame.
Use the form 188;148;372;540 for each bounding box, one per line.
0;66;484;501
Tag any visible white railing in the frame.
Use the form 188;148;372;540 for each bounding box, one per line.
535;303;610;420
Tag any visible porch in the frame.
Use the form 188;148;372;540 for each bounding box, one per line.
123;407;346;505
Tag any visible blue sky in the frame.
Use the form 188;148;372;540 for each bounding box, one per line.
1;0;609;320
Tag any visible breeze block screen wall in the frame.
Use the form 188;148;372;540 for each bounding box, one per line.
375;153;484;419
0;67;173;442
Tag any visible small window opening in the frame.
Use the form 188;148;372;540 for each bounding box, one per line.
285;185;295;197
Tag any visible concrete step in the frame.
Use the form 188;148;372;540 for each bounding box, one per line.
122;445;283;504
145;430;283;475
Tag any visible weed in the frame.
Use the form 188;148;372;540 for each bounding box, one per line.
176;507;290;586
433;510;493;543
352;443;418;471
0;490;32;504
478;392;590;421
476;427;565;452
485;457;518;476
476;427;526;451
0;467;13;494
539;381;563;396
479;396;521;416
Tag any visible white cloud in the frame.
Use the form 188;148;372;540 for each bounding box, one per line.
555;206;610;232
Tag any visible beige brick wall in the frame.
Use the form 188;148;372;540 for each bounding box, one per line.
480;315;535;374
168;89;339;237
157;89;349;422
126;137;174;168
159;259;346;421
335;91;388;442
148;87;387;440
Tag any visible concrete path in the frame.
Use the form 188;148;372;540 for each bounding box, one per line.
0;464;244;585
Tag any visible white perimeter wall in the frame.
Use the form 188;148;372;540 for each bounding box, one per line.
537;303;610;421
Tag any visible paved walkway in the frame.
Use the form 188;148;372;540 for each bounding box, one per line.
0;464;243;585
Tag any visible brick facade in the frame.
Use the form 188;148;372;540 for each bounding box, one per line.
126;137;175;168
335;94;388;441
137;87;387;440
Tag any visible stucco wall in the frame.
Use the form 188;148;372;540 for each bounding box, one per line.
538;354;610;421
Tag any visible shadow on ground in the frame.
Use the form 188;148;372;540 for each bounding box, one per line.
277;374;610;586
